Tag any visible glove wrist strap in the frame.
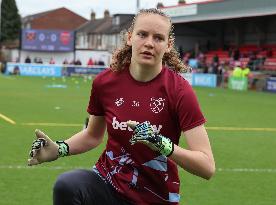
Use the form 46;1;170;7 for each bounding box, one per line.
56;141;70;157
159;135;174;157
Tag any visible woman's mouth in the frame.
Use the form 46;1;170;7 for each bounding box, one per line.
140;51;154;58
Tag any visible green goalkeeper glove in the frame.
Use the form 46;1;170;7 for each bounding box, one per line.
127;121;174;157
27;129;69;166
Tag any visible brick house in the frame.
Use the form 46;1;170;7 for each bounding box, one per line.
22;7;88;30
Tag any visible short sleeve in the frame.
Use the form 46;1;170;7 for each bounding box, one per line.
176;80;206;132
87;77;104;116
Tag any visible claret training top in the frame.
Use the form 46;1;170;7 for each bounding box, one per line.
87;66;206;205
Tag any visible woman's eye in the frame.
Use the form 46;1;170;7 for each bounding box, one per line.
154;36;163;42
138;32;146;38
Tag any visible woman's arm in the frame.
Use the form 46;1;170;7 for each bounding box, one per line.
65;115;106;155
169;124;215;180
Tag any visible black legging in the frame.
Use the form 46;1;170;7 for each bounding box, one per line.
53;169;131;205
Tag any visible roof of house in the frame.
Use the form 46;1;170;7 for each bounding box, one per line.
76;14;134;35
22;7;88;30
106;14;134;34
77;17;112;34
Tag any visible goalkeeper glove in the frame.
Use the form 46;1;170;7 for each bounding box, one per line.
27;129;69;166
127;121;174;157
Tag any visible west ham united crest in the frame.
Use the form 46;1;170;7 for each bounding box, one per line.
150;97;165;114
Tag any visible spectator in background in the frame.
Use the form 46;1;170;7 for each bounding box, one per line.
93;60;98;65
217;62;224;76
25;56;31;63
211;54;219;74
213;54;219;64
232;62;242;77
34;57;43;64
37;58;43;64
228;47;233;58
63;59;69;65
197;51;205;68
233;48;240;61
222;61;232;88
98;59;105;66
217;62;226;87
49;57;55;64
13;66;20;75
249;51;257;61
203;64;209;73
248;52;257;70
188;58;198;70
182;51;190;64
34;57;39;64
1;61;7;73
75;59;82;65
232;62;251;78
87;58;94;66
241;62;250;77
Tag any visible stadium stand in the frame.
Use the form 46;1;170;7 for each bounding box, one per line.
161;0;276;73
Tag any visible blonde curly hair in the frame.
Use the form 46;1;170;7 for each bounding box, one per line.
110;8;190;73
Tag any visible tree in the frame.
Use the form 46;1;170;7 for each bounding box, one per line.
0;0;21;43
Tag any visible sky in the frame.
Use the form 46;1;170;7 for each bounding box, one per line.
14;0;201;19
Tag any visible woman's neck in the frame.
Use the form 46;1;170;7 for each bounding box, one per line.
129;62;162;82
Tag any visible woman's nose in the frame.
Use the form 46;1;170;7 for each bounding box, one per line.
144;37;154;48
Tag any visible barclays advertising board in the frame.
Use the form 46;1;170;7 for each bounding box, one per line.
192;74;217;87
64;66;106;76
6;63;63;77
180;73;217;87
180;73;192;85
266;77;276;92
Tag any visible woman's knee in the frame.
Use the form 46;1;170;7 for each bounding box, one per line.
53;170;79;195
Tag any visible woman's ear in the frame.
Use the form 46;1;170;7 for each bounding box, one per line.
165;37;173;53
126;32;132;46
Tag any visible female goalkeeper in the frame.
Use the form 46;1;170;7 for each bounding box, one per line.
28;8;215;205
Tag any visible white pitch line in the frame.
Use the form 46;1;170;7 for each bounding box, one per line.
217;168;276;173
206;127;276;132
0;113;16;124
0;165;88;170
21;122;82;127
1;165;276;173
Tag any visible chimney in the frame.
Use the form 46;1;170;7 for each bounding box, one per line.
91;11;96;20
104;9;110;18
178;0;186;5
156;2;164;9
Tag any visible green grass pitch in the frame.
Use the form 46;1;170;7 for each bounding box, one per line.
0;74;276;205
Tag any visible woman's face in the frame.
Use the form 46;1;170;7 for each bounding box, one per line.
127;13;172;68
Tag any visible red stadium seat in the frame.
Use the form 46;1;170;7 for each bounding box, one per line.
262;58;276;71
